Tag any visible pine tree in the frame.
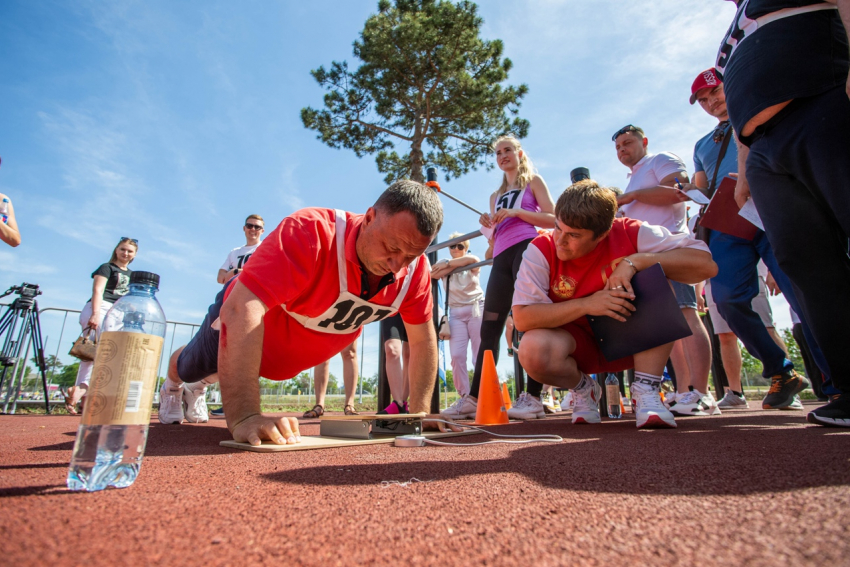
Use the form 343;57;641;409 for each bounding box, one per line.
301;0;529;184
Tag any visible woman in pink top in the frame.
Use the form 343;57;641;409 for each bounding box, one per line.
442;135;556;420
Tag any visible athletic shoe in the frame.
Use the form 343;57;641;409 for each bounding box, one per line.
668;389;710;416
441;395;477;419
806;394;850;427
508;392;546;420
158;382;184;424
541;392;561;414
703;390;722;415
571;377;602;424
378;400;408;415
183;381;209;423
632;382;677;429
779;395;804;411
762;370;810;409
717;390;749;409
560;391;574;413
662;391;678;409
210;406;225;416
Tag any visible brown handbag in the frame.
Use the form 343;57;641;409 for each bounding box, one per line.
69;327;97;362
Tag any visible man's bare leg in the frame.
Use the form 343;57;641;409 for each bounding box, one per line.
517;328;582;389
718;332;743;392
340;340;358;408
670;339;691;392
679;308;712;393
767;326;788;355
311;360;330;408
385;338;406;405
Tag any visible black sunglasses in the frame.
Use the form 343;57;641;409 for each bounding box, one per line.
449;244;465;250
612;124;638;141
120;237;138;245
245;223;264;231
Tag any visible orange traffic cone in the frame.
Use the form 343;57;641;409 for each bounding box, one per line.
474;350;509;425
501;382;512;410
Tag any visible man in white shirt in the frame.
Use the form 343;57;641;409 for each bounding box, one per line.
208;214;264;418
613;125;715;416
217;214;265;285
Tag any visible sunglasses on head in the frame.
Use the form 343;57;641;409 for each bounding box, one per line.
245;223;264;231
712;121;729;143
120;237;138;245
449;244;465;250
611;124;638;141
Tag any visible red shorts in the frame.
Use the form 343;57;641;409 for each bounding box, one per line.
563;322;633;375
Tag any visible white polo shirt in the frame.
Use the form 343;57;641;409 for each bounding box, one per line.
621;152;689;234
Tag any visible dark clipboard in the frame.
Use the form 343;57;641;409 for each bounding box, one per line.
697;176;758;241
587;263;692;361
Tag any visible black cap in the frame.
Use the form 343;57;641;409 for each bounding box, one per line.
570;167;590;183
130;271;160;289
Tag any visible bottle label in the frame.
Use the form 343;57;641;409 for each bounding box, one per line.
81;331;164;426
606;384;621;406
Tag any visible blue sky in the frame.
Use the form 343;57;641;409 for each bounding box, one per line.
3;0;781;382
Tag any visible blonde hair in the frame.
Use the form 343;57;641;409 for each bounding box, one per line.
449;231;470;251
493;135;537;197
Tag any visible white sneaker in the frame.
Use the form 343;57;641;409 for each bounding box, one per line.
508;392;546;420
668;389;709;416
541;392;561;414
703;390;722;415
441;394;477;419
560;391;574;413
717;390;749;409
183;381;209;423
662;391;678;409
571;376;602;424
779;394;804;411
632;382;677;429
158;382;185;424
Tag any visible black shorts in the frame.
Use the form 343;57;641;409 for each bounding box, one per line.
380;313;408;343
176;280;231;383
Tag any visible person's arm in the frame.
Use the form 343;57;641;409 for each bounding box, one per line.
679;171;709;193
733;133;752;208
617;172;691;206
217;268;241;284
88;275;108;329
404;320;438;414
219;280;300;446
695;280;707;313
490;176;556;228
0;197;21;247
430;255;479;279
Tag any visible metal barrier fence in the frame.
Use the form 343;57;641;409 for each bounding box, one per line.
0;305;204;411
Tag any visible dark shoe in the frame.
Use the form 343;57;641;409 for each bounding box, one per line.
210;406;225;416
807;394;850;427
762;370;809;409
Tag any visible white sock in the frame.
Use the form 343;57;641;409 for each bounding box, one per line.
634;372;662;388
574;372;592;391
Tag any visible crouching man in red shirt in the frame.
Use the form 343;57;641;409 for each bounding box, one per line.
159;180;455;445
512;180;717;429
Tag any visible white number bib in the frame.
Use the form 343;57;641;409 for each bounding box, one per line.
284;209;420;335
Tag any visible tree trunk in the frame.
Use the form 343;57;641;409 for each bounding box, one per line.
410;116;425;182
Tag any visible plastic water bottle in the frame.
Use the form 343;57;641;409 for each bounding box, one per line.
605;373;622;419
0;198;9;224
67;271;166;491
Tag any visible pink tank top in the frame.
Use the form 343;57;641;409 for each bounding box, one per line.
493;184;541;257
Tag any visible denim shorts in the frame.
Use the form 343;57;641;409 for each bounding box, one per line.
669;280;697;310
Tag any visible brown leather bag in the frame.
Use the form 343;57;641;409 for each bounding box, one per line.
69;327;97;362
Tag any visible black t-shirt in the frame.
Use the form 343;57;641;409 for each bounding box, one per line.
91;263;132;304
717;0;849;135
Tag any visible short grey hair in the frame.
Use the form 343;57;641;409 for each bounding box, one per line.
373;180;443;237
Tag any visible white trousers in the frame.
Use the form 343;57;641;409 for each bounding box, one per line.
74;300;113;387
448;300;483;397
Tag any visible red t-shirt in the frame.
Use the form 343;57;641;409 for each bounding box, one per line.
232;208;433;380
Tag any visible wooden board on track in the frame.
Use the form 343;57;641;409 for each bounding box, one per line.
219;429;480;453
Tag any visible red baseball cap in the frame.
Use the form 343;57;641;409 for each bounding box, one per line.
689;68;722;105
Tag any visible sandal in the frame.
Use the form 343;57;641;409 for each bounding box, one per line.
302;404;324;418
344;405;358;416
62;388;79;416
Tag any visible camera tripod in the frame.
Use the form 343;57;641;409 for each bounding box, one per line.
0;283;50;414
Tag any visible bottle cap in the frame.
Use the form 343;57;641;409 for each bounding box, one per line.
130;271;160;289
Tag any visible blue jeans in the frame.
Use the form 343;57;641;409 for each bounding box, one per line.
709;230;792;378
744;86;850;393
